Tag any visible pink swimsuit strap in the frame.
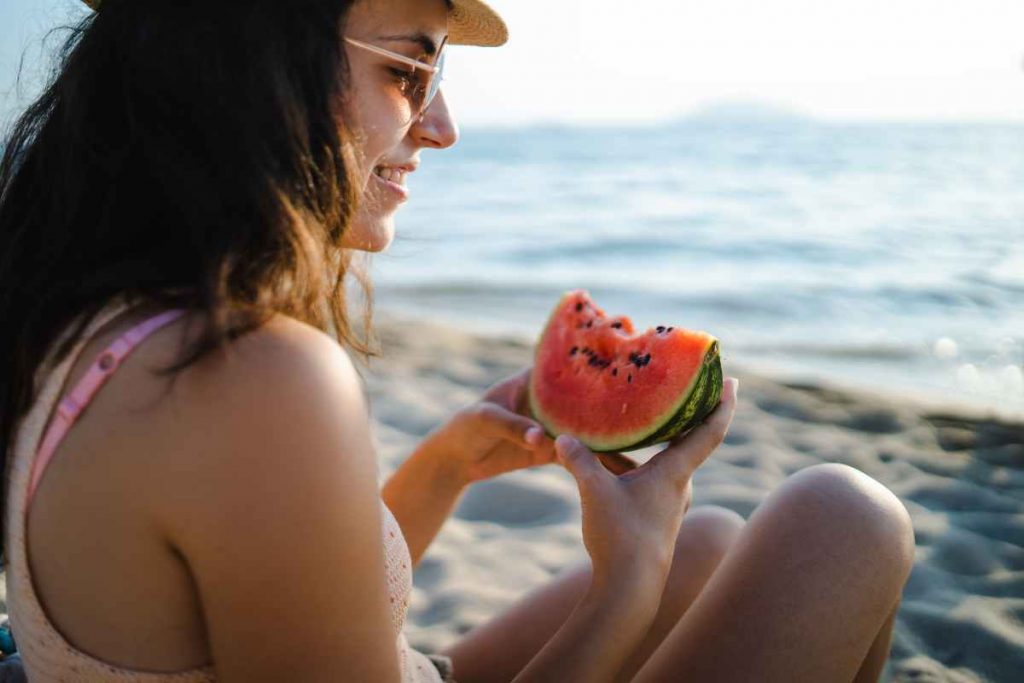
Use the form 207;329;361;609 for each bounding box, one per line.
27;309;188;507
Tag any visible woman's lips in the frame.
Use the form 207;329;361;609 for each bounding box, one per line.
371;170;409;202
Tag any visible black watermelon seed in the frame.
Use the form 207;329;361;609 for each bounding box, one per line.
627;374;633;383
570;346;578;356
575;302;583;312
586;320;593;328
611;322;622;329
667;327;674;332
656;326;665;333
644;353;652;365
612;368;618;376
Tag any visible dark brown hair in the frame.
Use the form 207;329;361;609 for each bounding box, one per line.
0;0;379;565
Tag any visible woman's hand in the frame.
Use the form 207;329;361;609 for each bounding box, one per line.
556;378;740;588
413;368;551;485
416;368;638;486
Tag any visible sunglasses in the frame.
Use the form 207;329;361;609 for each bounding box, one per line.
344;36;448;124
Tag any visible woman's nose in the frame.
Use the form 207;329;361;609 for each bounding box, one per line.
411;90;459;149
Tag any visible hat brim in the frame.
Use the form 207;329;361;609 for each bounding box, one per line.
79;0;508;48
449;0;508;47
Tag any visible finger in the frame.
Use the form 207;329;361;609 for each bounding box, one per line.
511;366;535;418
555;435;612;486
481;367;531;410
654;377;739;478
473;402;545;447
596;451;639;476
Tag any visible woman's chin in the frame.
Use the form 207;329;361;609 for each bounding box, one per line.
341;216;395;252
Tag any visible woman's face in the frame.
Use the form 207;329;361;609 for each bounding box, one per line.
341;0;458;252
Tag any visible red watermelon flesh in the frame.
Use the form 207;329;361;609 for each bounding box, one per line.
528;290;723;453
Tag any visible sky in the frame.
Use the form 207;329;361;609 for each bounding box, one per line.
2;0;1024;128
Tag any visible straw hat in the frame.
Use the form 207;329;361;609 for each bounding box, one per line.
448;0;508;46
79;0;509;47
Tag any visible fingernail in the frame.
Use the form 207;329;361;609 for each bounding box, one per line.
526;427;542;443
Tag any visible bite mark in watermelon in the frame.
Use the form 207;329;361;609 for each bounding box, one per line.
528;290;723;452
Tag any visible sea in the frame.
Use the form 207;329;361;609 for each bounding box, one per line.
372;115;1024;420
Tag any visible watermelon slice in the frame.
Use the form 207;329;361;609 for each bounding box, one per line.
528;290;723;453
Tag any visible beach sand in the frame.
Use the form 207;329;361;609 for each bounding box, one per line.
363;314;1024;683
0;314;1020;682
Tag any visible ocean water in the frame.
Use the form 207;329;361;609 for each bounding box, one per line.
373;118;1024;419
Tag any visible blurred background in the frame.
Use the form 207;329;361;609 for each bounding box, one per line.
3;0;1023;418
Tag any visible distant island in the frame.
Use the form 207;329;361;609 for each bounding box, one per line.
673;101;813;126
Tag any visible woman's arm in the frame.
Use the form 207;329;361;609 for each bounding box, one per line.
383;438;672;682
513;561;667;682
381;439;468;567
153;320;403;682
380;369;549;567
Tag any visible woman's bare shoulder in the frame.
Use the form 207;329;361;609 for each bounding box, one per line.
146;312;379;541
140;312;399;679
170;311;360;396
166;311;366;425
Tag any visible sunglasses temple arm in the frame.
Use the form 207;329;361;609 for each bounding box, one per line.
344;37;439;73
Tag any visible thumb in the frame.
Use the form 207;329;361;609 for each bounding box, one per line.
555;435;609;486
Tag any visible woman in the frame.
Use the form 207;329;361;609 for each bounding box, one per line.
0;0;915;680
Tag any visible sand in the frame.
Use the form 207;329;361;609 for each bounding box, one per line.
362;314;1024;683
1;314;1021;682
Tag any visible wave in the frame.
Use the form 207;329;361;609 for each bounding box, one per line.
963;270;1024;295
731;342;924;361
379;277;1010;314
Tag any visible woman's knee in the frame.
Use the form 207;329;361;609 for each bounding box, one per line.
675;505;746;564
647;507;746;633
772;463;916;580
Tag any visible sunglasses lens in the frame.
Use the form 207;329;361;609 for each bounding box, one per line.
425;51;444;109
409;50;444;122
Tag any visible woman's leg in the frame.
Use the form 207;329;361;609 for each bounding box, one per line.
632;463;916;683
854;602;900;683
441;505;746;683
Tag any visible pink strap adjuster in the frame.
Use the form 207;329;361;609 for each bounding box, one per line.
56;396;81;422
